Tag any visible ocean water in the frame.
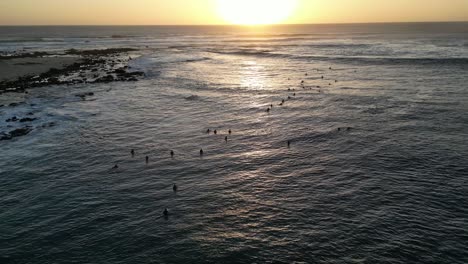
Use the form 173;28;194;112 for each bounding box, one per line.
1;23;468;264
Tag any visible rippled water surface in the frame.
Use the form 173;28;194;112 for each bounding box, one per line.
1;23;468;264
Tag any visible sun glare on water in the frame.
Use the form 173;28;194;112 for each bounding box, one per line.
217;0;297;25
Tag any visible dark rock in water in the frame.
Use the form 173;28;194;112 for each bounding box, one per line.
0;133;12;141
1;127;33;140
42;122;56;128
76;92;94;99
19;117;37;122
114;68;126;74
10;127;32;137
95;75;114;83
48;77;60;84
185;95;199;101
6;116;18;122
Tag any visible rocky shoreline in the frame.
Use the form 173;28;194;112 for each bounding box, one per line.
0;48;145;141
0;48;144;94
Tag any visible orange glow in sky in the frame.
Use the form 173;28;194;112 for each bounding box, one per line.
217;0;298;25
0;0;466;25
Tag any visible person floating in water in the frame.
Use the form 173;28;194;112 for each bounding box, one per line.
131;149;135;156
214;130;217;135
163;208;169;216
287;141;291;148
267;108;270;113
146;156;149;163
229;129;232;134
171;150;174;158
200;149;204;156
113;164;119;169
225;136;228;142
173;184;178;192
207;129;211;134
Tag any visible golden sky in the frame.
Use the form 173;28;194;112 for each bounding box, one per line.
0;0;467;25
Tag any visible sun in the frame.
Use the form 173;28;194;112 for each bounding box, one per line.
217;0;297;25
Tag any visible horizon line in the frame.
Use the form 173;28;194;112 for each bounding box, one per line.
0;20;467;27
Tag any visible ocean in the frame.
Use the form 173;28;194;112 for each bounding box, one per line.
1;23;468;263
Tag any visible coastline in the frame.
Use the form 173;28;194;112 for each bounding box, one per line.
0;48;145;141
0;48;144;94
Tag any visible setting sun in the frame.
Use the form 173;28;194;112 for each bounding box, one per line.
217;0;297;25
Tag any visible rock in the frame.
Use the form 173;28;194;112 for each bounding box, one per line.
114;68;126;74
6;116;18;122
42;122;56;128
95;75;114;83
0;133;12;141
76;92;94;99
2;127;33;140
19;117;37;122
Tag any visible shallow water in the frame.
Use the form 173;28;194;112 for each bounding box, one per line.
1;23;468;264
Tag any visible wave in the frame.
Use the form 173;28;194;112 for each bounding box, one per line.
206;49;278;56
222;38;310;43
306;43;372;49
301;56;468;66
184;57;210;63
207;48;468;65
0;37;65;43
234;33;319;38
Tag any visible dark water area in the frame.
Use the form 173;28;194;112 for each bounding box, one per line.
1;23;468;263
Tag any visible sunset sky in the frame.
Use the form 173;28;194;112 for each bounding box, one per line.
0;0;467;25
